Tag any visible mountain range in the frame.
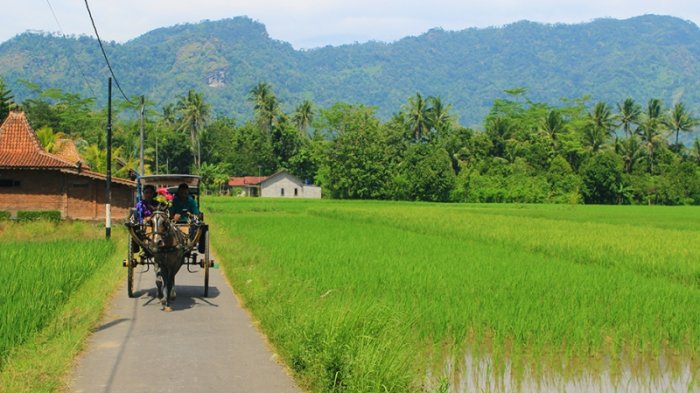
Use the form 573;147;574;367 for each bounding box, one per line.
1;14;699;127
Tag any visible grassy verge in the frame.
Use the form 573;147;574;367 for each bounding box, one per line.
0;222;124;393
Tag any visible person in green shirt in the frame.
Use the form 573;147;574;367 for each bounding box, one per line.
170;183;200;223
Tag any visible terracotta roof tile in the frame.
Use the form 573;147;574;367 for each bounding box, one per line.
0;111;75;168
228;176;268;187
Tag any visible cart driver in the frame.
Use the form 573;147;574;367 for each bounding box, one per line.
170;183;200;223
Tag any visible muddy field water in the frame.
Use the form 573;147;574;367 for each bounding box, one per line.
435;352;699;392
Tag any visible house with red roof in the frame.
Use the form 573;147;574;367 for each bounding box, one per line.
0;111;135;220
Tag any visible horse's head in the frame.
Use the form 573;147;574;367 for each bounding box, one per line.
149;210;174;251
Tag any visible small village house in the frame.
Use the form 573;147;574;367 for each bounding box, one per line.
0;111;135;220
228;171;321;198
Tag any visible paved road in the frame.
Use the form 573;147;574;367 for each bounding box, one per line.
69;260;303;393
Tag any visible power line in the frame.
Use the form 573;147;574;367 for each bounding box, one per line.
45;0;98;98
83;0;133;104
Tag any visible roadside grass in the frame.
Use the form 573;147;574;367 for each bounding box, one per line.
206;198;700;392
0;221;124;393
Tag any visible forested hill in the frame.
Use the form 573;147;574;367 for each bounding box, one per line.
1;14;699;126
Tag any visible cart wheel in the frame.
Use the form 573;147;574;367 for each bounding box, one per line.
127;234;135;298
203;229;210;297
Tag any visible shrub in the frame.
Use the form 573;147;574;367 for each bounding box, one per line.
16;210;62;222
0;211;10;220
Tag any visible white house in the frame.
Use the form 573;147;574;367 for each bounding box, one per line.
228;171;321;198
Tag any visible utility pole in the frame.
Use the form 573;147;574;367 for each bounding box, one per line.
139;95;145;176
105;77;112;240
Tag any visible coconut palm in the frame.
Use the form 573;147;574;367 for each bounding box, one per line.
616;98;641;138
539;109;566;149
427;95;453;137
615;135;645;174
637;98;666;173
292;100;314;134
583;102;615;152
249;82;278;133
405;93;431;142
176;90;210;169
36;126;65;154
665;102;698;146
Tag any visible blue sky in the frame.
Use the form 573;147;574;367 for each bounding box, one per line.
3;0;699;49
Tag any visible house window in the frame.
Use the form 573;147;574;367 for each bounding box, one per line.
294;188;298;196
280;188;285;197
0;179;20;187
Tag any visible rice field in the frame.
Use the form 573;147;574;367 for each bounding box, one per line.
206;198;700;392
0;221;116;369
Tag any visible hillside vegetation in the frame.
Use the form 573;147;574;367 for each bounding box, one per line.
1;15;700;125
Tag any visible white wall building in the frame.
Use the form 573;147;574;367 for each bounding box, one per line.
229;171;321;198
260;171;321;198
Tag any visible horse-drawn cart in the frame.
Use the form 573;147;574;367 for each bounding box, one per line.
123;175;213;307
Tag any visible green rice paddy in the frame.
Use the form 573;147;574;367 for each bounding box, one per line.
206;198;700;392
0;221;115;369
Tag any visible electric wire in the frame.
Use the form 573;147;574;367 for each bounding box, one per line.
83;0;133;104
45;0;98;98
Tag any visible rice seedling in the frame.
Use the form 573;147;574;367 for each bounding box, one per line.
0;221;115;369
206;198;700;392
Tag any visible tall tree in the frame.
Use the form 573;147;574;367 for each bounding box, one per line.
637;98;666;173
583;102;615;152
427;95;453;138
539;109;566;150
292;100;314;134
616;98;641;138
249;82;278;134
615;135;644;174
665;102;698;146
176;89;210;170
405;93;431;142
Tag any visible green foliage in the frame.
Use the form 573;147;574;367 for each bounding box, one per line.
579;152;624;204
15;210;61;222
0;211;10;220
0;76;13;122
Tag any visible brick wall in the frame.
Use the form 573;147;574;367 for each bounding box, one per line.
0;169;134;220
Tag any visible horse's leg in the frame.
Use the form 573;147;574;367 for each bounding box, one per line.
169;274;176;300
154;263;163;299
162;268;172;311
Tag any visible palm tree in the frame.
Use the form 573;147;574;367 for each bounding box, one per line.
637;98;666;173
616;98;641;138
36;126;66;153
426;96;453;137
665;102;698;146
583;102;615;152
615;135;644;174
539;109;566;149
292;100;314;134
405;93;431;142
176;90;210;170
249;82;278;133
